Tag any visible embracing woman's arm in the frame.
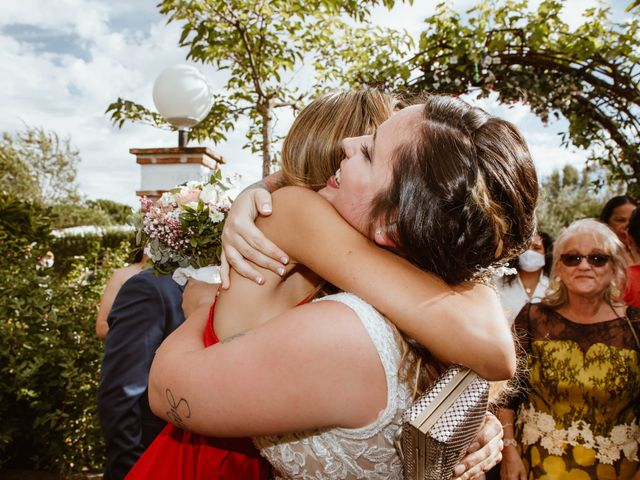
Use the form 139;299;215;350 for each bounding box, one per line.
258;186;515;381
149;299;387;437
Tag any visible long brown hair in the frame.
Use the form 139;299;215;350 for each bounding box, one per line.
370;96;538;398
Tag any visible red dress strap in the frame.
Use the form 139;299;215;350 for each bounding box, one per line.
125;293;269;480
204;294;220;346
126;289;318;479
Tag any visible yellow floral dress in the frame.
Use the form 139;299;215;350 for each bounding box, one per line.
512;304;640;480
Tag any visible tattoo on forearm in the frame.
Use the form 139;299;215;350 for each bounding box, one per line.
165;388;191;429
221;332;245;343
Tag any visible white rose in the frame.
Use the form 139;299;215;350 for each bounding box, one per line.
200;184;219;205
186;180;202;189
185;201;199;210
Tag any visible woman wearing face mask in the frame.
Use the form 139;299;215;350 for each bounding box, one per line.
493;232;553;324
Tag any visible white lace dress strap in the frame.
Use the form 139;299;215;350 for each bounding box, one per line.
253;292;413;479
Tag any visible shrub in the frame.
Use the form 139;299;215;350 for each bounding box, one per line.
0;192;130;474
51;226;135;276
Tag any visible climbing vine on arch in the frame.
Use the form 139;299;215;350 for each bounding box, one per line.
365;1;640;195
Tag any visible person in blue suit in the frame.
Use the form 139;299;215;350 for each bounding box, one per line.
98;268;185;480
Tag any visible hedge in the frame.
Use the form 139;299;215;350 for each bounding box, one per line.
0;193;130;474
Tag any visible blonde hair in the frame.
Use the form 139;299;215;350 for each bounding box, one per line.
543;218;630;308
281;90;397;191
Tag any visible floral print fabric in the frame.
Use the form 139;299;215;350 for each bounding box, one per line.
513;303;640;479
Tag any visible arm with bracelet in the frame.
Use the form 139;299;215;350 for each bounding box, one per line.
496;408;527;480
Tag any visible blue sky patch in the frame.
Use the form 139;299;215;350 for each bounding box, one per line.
2;23;91;62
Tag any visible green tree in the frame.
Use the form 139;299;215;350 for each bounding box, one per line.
87;199;134;225
49;203;113;229
0;127;80;204
107;0;412;178
536;165;609;238
396;0;640;194
49;199;134;230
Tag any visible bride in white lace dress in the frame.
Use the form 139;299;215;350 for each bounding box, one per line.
148;97;537;479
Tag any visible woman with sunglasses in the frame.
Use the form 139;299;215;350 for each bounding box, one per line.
498;219;640;480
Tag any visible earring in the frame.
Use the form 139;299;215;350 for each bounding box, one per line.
375;228;382;237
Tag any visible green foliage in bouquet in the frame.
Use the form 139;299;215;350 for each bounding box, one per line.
135;171;231;275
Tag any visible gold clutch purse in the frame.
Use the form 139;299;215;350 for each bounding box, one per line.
401;366;489;480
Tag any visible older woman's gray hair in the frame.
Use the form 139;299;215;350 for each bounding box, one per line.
543;218;630;308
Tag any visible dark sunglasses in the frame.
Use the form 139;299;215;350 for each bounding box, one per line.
560;254;611;267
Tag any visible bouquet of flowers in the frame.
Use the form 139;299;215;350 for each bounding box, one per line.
134;170;231;283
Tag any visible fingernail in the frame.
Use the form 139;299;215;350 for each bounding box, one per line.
262;203;272;213
469;442;480;451
453;464;465;476
256;276;264;285
281;256;289;265
277;267;285;276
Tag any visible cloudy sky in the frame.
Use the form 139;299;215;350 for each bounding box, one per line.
0;0;632;207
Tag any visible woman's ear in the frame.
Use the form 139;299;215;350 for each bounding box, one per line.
374;224;396;248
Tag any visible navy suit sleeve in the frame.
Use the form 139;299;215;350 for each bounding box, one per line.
98;272;172;480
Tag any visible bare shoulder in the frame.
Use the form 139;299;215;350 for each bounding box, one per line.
269;186;335;217
274;299;369;343
271;185;319;201
264;299;382;370
105;267;128;287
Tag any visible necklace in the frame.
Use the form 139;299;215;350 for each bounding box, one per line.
520;272;541;298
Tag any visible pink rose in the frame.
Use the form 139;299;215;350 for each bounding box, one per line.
175;188;200;206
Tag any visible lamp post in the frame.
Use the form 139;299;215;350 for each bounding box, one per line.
152;64;213;147
132;65;224;200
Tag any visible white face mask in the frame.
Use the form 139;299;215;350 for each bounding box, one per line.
518;249;545;272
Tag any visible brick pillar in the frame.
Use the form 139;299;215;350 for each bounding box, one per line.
131;147;225;201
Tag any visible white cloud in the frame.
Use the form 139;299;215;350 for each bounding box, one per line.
0;0;628;208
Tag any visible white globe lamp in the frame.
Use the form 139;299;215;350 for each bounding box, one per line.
152;64;213;147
